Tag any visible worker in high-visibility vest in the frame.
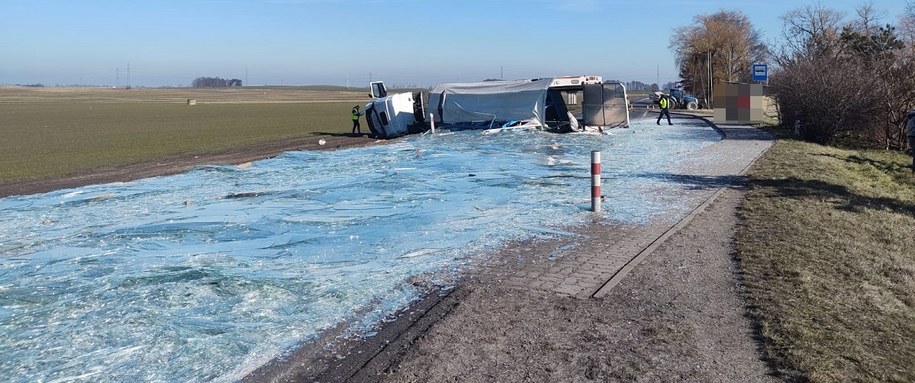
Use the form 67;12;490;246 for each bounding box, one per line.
352;105;364;135
656;93;673;126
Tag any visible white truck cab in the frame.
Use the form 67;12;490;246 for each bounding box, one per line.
364;81;425;139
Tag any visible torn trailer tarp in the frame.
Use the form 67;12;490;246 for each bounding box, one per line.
430;78;552;128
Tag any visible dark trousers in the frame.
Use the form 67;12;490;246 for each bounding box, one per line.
352;120;361;134
657;109;671;125
910;136;915;171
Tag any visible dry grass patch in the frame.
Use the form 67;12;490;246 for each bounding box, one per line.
736;132;915;382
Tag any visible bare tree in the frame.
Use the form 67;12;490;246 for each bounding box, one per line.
670;10;767;107
848;2;885;36
775;5;845;65
899;1;915;49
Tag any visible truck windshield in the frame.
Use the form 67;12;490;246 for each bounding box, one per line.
371;82;387;98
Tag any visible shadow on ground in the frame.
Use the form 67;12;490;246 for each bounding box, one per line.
636;172;746;191
818;152;915;176
751;176;915;215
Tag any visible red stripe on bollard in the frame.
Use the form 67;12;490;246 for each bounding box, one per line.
591;151;601;212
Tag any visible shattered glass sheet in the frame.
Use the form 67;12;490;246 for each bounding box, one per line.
0;119;720;382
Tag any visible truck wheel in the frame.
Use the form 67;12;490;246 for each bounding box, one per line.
686;101;698;110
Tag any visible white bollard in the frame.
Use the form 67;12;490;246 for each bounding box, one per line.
430;113;435;133
591;151;601;212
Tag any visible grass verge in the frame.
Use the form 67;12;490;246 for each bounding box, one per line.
736;129;915;382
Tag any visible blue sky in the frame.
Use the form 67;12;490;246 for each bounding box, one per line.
1;0;909;87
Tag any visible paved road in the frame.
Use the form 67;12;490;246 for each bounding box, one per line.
629;97;655;119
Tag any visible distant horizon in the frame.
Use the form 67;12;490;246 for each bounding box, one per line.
0;77;673;89
2;0;909;88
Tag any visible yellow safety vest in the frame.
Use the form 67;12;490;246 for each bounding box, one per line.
659;97;669;109
352;109;360;120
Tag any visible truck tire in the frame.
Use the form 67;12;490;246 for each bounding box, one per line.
686;101;698;110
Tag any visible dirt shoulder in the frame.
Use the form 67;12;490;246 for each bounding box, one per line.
0;134;379;198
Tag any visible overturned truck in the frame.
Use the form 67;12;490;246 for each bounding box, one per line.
364;76;629;139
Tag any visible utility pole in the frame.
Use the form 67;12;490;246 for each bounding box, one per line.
116;68;119;88
369;72;373;82
126;62;131;89
501;66;503;80
245;67;248;86
707;51;712;109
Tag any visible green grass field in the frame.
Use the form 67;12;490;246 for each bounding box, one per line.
737;131;915;382
0;87;370;182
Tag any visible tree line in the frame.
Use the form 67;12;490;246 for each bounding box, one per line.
192;77;242;88
770;4;914;149
671;3;915;150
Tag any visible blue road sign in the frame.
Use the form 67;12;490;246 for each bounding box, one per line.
752;64;768;81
